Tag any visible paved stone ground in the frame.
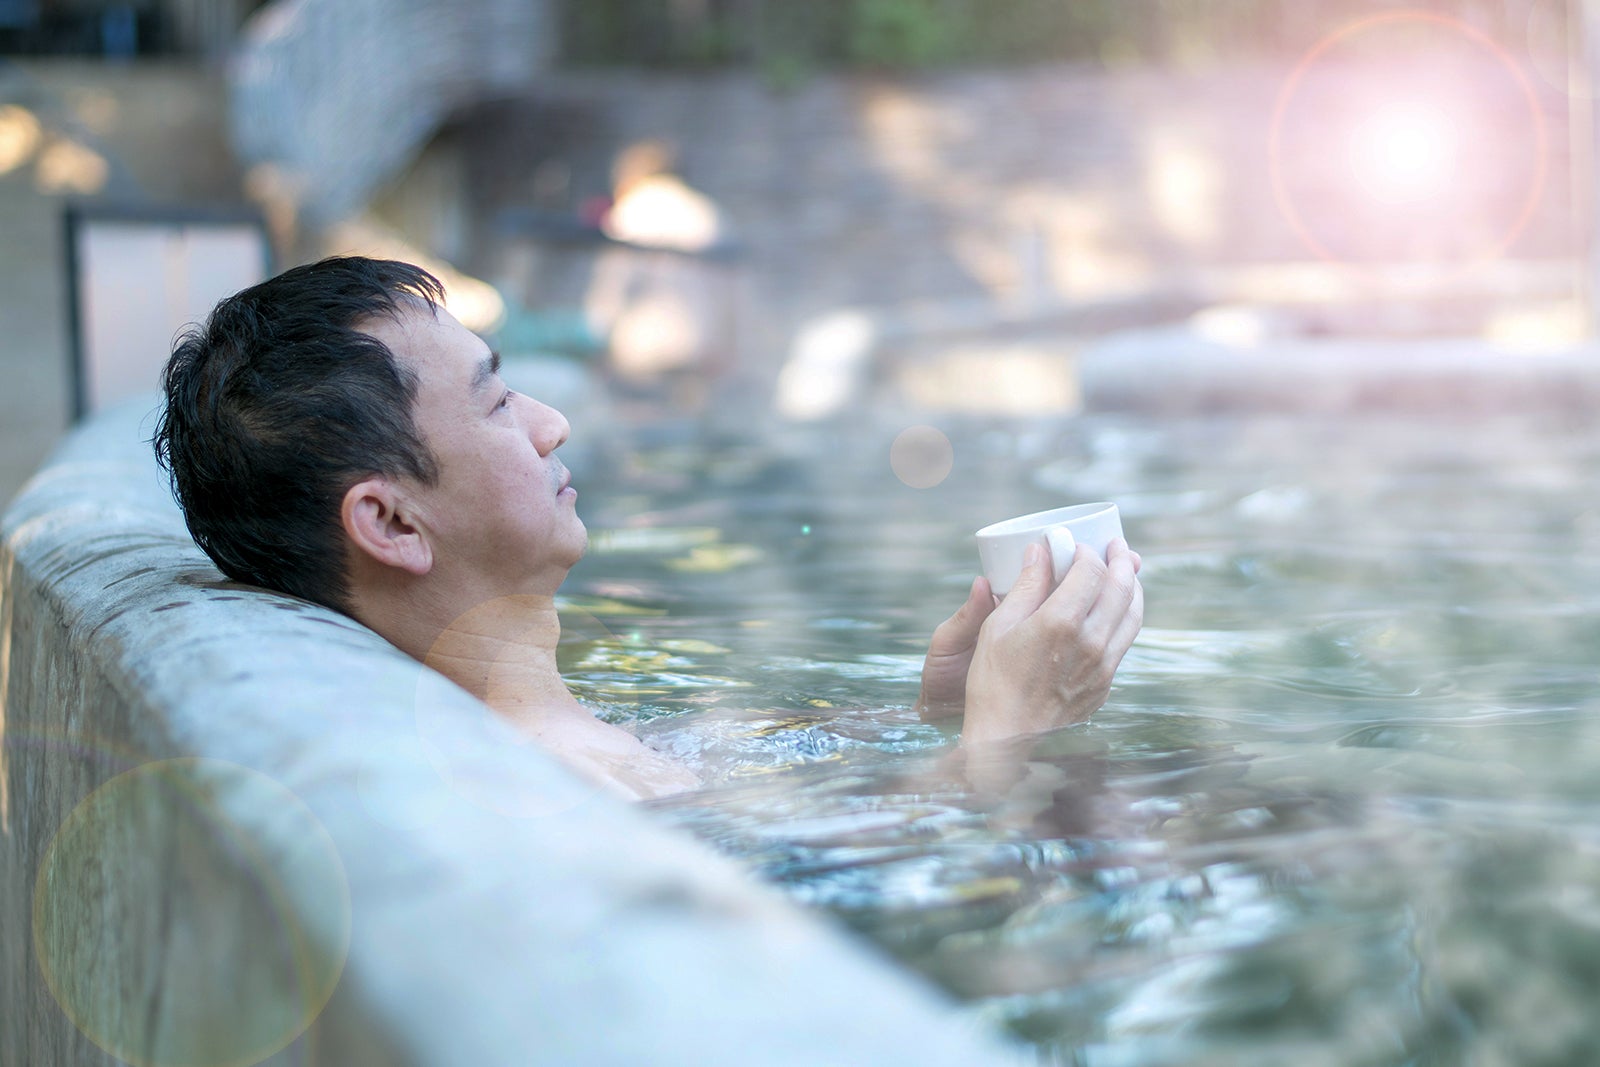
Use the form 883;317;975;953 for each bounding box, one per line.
0;59;241;510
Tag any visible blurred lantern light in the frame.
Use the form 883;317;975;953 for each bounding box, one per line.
441;275;507;336
35;138;109;195
324;218;506;334
1346;102;1461;206
0;105;42;176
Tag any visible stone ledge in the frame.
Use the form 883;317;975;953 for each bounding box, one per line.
0;396;1027;1066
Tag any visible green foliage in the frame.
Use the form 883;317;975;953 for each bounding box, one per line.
760;51;814;93
556;0;1543;72
847;0;960;68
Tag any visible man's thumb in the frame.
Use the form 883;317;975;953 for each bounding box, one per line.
957;575;997;628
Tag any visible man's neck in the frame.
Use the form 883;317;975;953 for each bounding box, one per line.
354;582;702;799
371;591;587;719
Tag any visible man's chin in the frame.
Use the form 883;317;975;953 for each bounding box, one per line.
566;526;589;565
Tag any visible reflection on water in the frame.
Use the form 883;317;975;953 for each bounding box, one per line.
560;411;1600;1065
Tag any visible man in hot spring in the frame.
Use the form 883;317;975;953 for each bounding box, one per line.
153;257;1145;799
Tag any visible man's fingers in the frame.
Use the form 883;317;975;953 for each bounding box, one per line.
963;575;996;625
995;538;1140;639
1084;545;1140;637
1092;578;1144;695
1108;537;1141;575
1107;538;1135;570
928;575;998;660
1094;538;1145;668
949;575;996;631
989;542;1053;627
1039;544;1105;620
1106;576;1144;659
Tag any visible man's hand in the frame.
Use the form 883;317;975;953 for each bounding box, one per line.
915;575;998;721
958;538;1143;748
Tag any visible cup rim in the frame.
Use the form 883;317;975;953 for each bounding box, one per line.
976;502;1117;539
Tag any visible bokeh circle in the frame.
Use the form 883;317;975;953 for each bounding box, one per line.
414;595;611;819
33;757;349;1067
890;425;955;489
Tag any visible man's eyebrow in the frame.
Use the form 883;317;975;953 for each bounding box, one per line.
470;350;502;395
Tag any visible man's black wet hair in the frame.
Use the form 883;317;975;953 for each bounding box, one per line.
152;256;446;614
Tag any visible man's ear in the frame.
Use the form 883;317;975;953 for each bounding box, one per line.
342;477;433;576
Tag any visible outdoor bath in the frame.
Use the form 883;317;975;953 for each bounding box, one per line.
8;2;1600;1062
563;401;1600;1065
7;337;1600;1065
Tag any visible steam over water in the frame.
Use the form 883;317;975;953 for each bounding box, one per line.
561;411;1600;1065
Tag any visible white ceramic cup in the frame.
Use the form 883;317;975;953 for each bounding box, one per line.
976;502;1124;596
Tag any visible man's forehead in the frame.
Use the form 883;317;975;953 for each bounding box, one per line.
358;300;480;375
355;295;434;341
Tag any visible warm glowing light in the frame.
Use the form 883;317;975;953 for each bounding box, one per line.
1347;103;1460;205
325;218;506;333
896;344;1081;415
0;105;42;176
601;175;721;253
34;138;108;195
440;274;507;336
1145;129;1222;247
1481;301;1587;351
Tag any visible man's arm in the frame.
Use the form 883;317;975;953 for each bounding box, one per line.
546;539;1138;803
514;709;703;801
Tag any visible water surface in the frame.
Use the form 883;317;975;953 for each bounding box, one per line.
559;410;1600;1066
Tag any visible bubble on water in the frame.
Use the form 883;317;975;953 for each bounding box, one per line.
890;425;954;489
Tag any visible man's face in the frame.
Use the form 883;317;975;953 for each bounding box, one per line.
362;302;586;593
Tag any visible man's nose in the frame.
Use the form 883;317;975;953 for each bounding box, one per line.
528;399;570;455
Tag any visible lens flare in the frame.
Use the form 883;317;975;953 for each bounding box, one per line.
1347;102;1460;205
414;595;614;819
1270;11;1547;268
890;425;954;489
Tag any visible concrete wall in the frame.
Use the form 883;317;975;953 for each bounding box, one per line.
232;0;557;225
0;397;1029;1066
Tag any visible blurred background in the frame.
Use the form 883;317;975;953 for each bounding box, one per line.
13;8;1600;1062
1;0;1596;501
